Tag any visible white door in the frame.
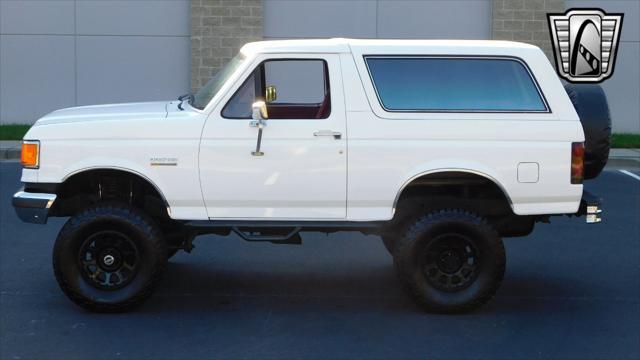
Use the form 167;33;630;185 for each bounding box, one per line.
199;54;347;219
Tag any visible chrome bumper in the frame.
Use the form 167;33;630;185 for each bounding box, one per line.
12;189;57;224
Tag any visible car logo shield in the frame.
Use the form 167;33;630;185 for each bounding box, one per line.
548;8;623;83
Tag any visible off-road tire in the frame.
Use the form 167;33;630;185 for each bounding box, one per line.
393;209;505;313
53;202;167;312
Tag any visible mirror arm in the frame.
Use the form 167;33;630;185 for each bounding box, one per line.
250;101;268;156
252;124;264;156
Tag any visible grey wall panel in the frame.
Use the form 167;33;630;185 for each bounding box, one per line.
377;0;491;39
264;0;490;40
76;36;190;105
0;0;75;35
567;0;639;42
264;0;377;39
601;42;640;133
0;0;190;125
77;0;190;36
0;35;75;124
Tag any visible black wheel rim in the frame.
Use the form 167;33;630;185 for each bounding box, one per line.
78;230;139;291
422;233;479;292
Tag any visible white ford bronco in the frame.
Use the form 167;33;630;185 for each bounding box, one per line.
13;39;611;313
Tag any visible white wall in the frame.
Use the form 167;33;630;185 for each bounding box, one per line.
0;0;191;125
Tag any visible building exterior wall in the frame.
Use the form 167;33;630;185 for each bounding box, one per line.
264;0;492;40
0;0;191;125
0;0;636;133
191;0;263;92
493;0;638;133
491;0;564;59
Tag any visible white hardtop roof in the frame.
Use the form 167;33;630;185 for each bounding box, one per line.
240;38;542;56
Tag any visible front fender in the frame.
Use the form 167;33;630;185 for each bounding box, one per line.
26;139;207;220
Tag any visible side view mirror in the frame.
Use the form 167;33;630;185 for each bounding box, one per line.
265;85;277;103
251;101;268;121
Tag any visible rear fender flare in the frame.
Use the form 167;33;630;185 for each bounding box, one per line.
392;162;513;215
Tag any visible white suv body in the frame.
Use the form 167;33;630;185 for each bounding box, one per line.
21;39;583;221
15;39;605;313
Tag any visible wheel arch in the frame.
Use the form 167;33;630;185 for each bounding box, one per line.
63;166;169;205
54;166;171;218
392;168;514;215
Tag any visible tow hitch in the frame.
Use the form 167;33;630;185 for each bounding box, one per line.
578;190;602;224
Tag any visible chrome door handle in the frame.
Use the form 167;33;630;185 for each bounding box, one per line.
313;130;342;139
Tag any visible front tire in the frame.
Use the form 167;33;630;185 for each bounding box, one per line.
53;203;167;312
393;209;505;313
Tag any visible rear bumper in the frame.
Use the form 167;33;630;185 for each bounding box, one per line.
12;189;56;224
577;190;602;224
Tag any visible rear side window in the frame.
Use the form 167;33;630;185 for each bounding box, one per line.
365;57;548;112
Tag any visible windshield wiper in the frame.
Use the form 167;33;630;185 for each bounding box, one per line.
177;93;194;111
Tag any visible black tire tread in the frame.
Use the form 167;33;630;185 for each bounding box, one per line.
53;202;167;312
393;209;505;313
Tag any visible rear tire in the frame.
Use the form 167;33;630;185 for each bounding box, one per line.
53;203;167;312
393;209;505;313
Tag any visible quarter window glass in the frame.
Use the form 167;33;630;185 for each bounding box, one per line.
365;57;547;112
221;72;257;119
222;59;331;119
192;54;244;110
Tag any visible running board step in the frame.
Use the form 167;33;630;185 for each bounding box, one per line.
232;226;302;244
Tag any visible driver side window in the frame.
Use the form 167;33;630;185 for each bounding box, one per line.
222;59;331;119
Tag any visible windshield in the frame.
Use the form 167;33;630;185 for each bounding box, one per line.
192;54;245;110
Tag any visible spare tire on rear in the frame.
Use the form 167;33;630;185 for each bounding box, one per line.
564;83;611;179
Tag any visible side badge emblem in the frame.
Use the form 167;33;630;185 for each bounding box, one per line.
150;157;178;166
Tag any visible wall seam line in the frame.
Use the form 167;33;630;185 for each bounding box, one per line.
375;0;379;38
74;0;78;106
